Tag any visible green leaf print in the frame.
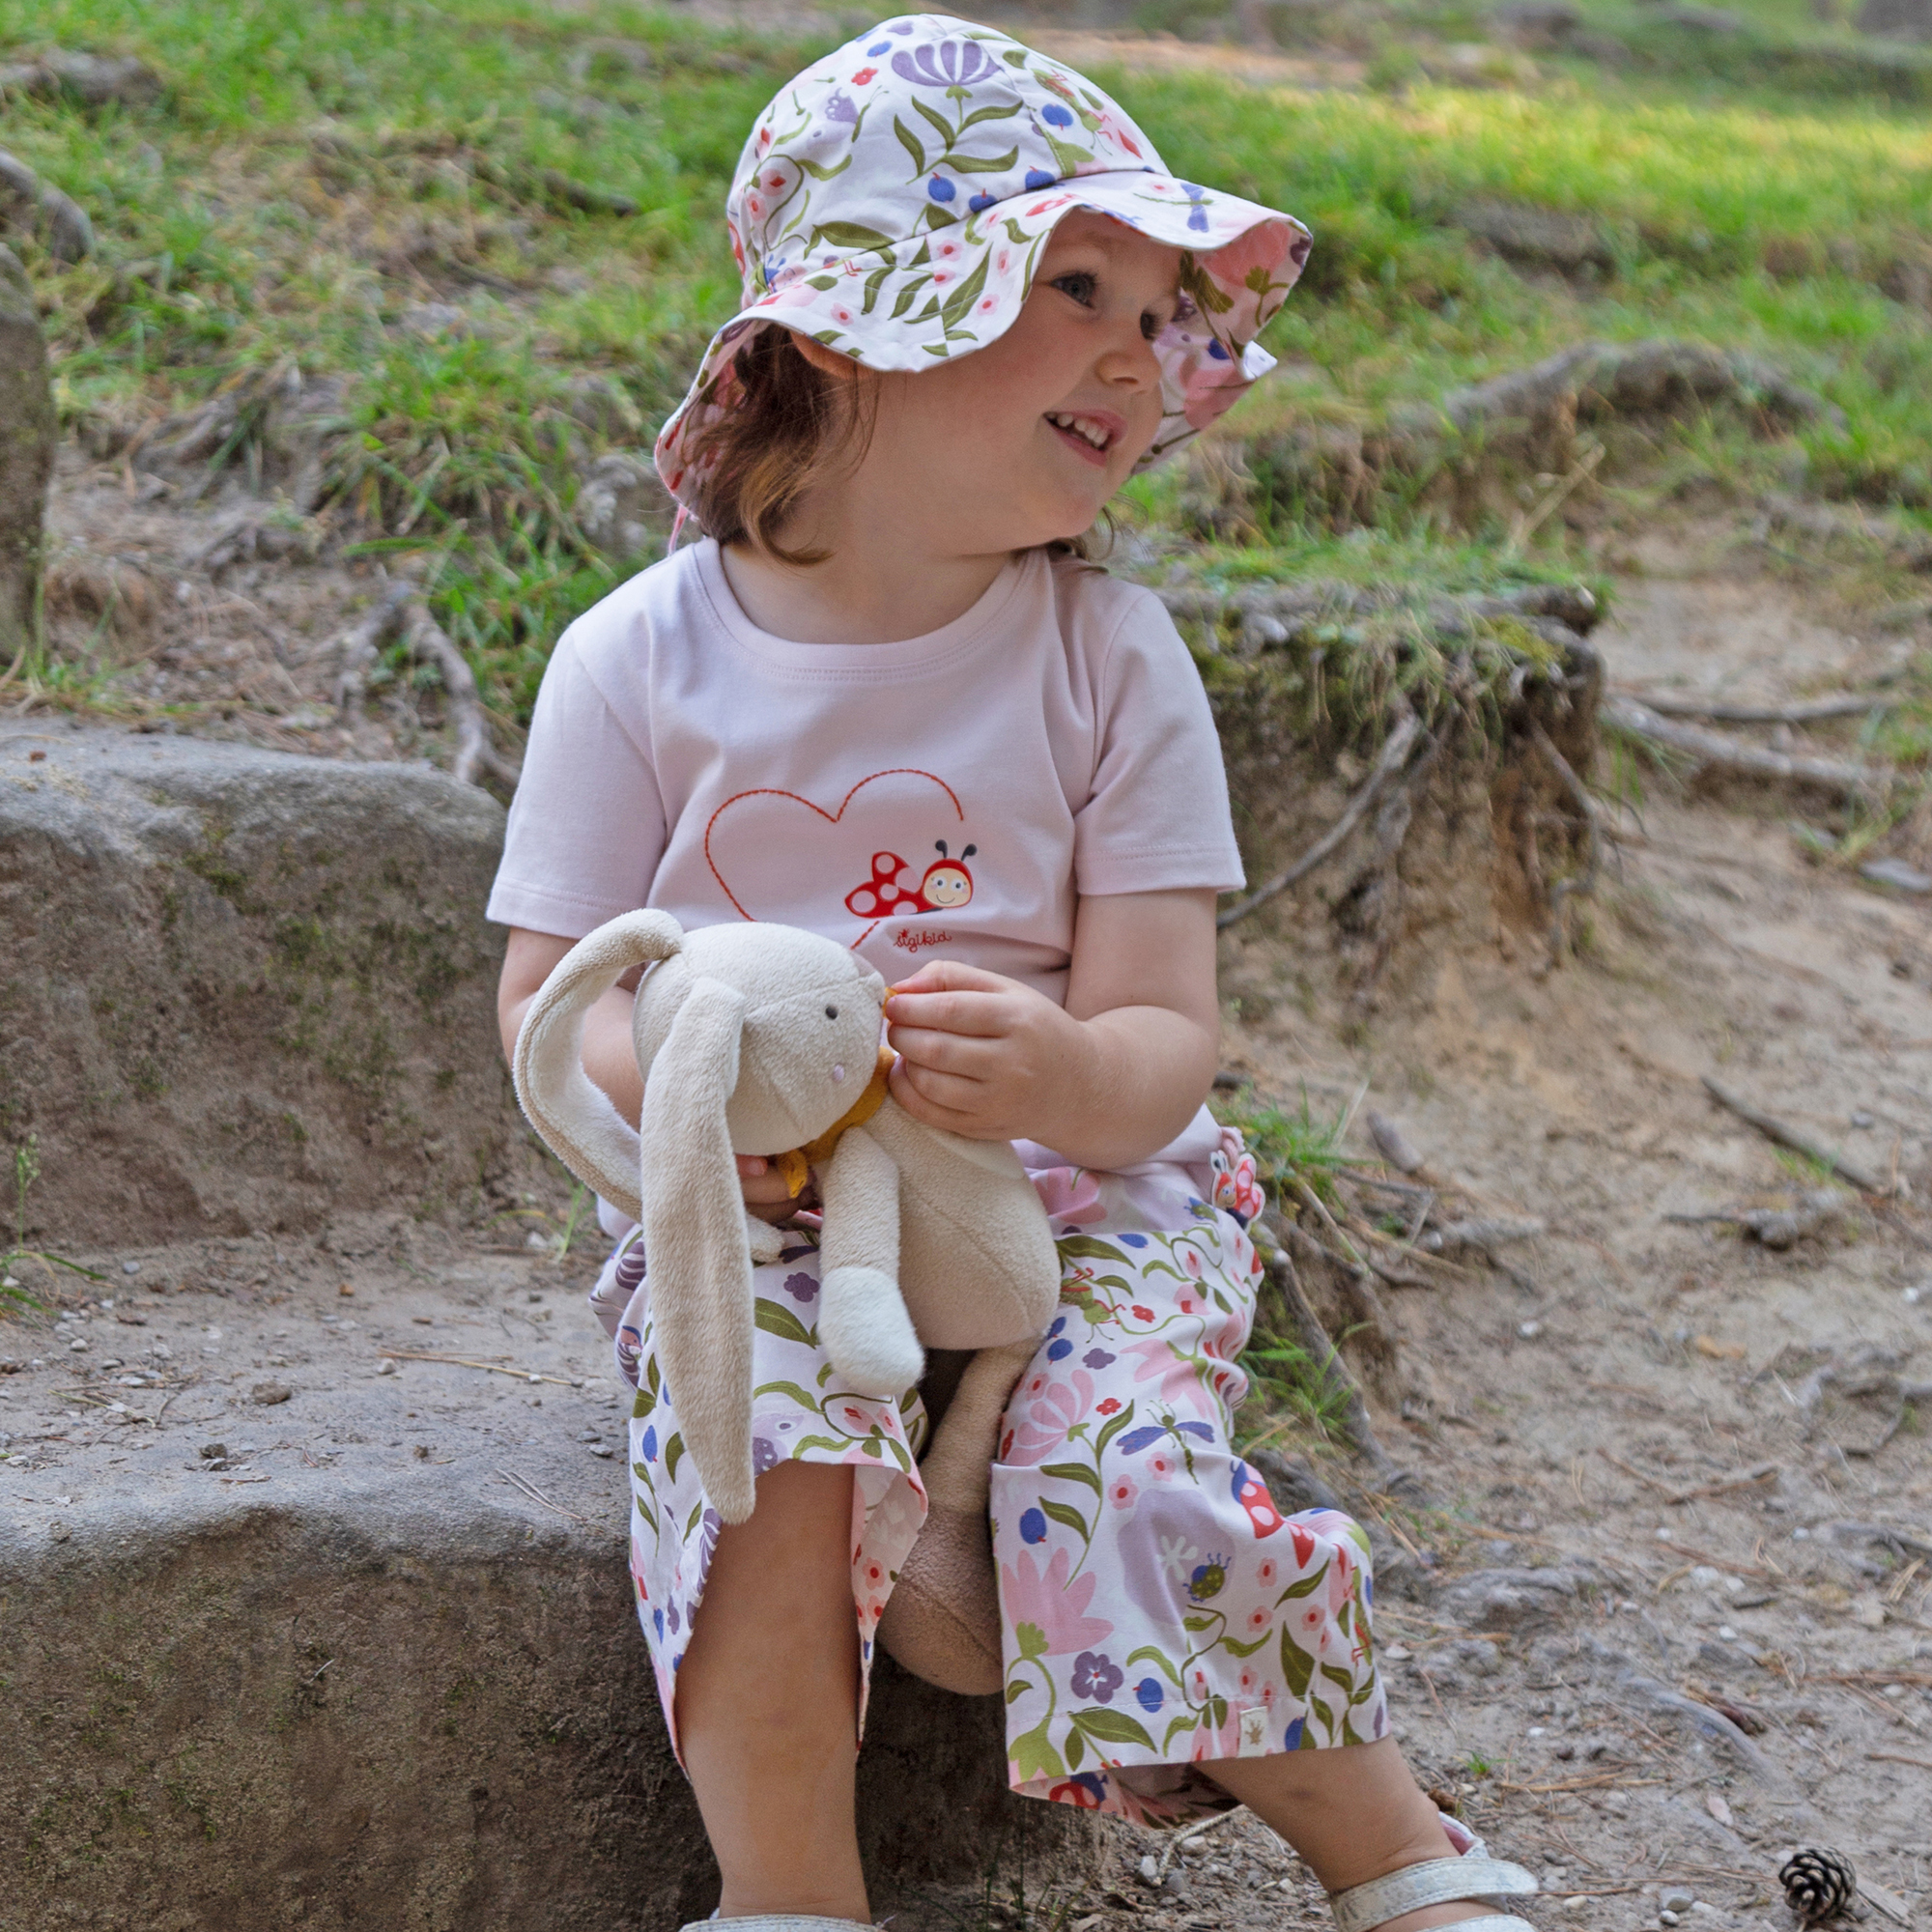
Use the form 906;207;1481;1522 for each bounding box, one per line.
796;155;853;182
646;1352;661;1396
634;1489;659;1538
1321;1662;1356;1694
1069;1706;1156;1750
1039;1497;1091;1543
1094;1403;1137;1457
1065;1726;1085;1770
1006;1680;1029;1704
1041;132;1091;178
960;99;1024;128
912;97;955;147
893;116;926;174
1014;1621;1049;1662
948;147;1019;175
1182;1614;1217;1633
1161;1712;1201;1752
1222;1633;1272;1659
665;1433;686;1483
1279;1621;1316;1701
940;252;992;332
753;1378;823;1410
1055;1235;1129;1264
1011;1720;1065;1782
753;1297;816;1348
807;275;839;291
632;1384;656;1421
686;1500;706;1539
1125;1644;1182;1687
1275;1562;1328;1605
1179;252;1236;316
808;219;896;253
861;260;894;315
1039;1461;1102;1494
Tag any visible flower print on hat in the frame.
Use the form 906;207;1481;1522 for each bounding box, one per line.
654;11;1312;512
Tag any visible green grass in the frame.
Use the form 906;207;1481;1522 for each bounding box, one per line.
5;0;1931;730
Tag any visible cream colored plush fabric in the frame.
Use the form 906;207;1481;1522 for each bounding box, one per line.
513;911;1059;1523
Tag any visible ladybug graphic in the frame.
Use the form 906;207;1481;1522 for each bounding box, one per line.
844;840;977;920
1231;1458;1286;1540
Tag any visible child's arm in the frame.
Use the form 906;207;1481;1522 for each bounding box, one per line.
497;928;796;1216
883;888;1218;1171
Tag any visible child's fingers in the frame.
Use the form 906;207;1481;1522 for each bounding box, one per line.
885;1022;999;1075
884;986;1009;1037
887;959;1007;998
888;1058;996;1135
735;1153;768;1177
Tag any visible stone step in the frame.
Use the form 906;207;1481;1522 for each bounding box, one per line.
1;1229;1101;1929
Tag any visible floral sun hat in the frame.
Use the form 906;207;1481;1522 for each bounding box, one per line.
654;12;1312;513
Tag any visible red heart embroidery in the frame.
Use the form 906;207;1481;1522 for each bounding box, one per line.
703;767;967;939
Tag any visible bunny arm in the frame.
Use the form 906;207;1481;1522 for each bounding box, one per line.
816;1123;924;1399
862;1100;1062;1350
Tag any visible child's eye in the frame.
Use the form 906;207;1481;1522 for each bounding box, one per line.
1050;270;1098;307
1140;309;1170;342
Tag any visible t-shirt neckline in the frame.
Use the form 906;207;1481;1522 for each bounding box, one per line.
693;538;1035;673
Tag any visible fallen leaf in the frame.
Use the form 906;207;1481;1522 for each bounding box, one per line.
1693;1334;1747;1361
1704;1791;1733;1826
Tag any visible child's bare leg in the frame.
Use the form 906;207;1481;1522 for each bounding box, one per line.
677;1461;870;1923
1207;1739;1487;1932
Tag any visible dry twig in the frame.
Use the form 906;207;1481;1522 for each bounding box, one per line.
1529;722;1603;963
1700;1076;1889;1194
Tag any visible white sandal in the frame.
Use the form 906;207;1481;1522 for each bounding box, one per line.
1329;1838;1540;1932
681;1918;876;1932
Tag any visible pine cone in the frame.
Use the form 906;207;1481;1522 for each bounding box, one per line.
1780;1849;1856;1924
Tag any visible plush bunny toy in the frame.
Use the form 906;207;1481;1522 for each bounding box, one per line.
512;910;1061;1525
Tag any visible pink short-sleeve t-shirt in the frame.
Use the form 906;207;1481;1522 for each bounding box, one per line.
486;540;1243;1005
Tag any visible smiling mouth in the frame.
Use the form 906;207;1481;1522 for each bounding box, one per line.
1045;409;1122;467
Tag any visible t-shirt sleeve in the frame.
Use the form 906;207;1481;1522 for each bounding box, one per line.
485;627;668;936
1073;589;1245;897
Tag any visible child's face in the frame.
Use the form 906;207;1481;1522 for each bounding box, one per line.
866;212;1183;550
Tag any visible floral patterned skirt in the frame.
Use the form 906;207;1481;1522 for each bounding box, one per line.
588;1126;1388;1827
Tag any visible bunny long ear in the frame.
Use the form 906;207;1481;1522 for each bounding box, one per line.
637;976;758;1524
511;910;685;1225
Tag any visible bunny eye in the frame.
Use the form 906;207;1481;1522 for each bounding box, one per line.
825;1005;838;1019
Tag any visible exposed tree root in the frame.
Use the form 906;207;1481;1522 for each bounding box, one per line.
1605;695;1884;803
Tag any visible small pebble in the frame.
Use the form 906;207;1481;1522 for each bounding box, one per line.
1518;1320;1543;1339
412;1315;433;1325
338;1282;355;1297
250;1382;293;1406
1717;1625;1738;1640
1563;1897;1590;1913
1662;1889;1696;1914
69;1339;88;1352
121;1260;140;1275
589;1445;614;1459
200;1442;229;1461
1138;1856;1159;1886
48;1521;69;1542
376;1359;398;1377
1660;1913;1680;1927
1905;1286;1925;1305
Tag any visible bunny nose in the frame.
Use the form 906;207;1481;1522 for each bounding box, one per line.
831;1064;846;1084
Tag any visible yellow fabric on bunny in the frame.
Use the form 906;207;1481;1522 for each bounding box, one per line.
773;1045;895;1199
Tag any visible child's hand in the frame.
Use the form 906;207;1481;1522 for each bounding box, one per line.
884;960;1090;1145
737;1153;811;1224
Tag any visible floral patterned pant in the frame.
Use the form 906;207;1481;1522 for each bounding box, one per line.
589;1129;1388;1827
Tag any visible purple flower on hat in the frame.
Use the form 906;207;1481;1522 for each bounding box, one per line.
892;39;997;88
1024;168;1056;191
1181;183;1211;233
1041;103;1072;127
826;89;858;125
867;39;891;53
928;174;956;202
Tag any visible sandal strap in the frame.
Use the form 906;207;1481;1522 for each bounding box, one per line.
1332;1857;1539;1932
682;1918;877;1932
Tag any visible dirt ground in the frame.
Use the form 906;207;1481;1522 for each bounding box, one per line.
10;477;1932;1932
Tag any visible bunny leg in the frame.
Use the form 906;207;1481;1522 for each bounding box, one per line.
816;1126;923;1398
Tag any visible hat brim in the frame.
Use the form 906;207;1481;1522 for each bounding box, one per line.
656;169;1310;507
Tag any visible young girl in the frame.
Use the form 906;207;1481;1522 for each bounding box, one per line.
491;17;1539;1932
